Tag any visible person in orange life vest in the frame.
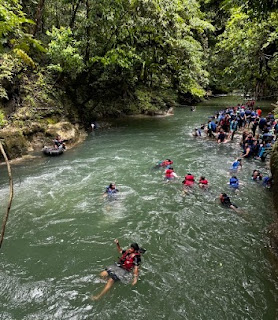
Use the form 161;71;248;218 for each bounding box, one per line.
198;176;208;189
183;173;195;187
164;167;178;180
92;239;144;300
159;159;173;168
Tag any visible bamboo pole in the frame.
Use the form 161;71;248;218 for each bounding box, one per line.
0;141;14;249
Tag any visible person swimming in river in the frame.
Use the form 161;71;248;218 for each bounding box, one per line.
252;170;263;181
103;183;119;197
198;176;208;189
183;174;195;187
219;193;240;213
229;176;239;190
164;167;179;181
230;158;242;172
92;239;145;300
192;128;202;137
182;174;195;193
158;159;173;168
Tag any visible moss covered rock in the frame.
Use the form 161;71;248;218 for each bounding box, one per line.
0;128;28;160
45;121;81;143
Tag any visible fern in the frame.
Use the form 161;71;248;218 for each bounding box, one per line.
13;48;35;68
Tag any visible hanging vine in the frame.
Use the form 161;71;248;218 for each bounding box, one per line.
0;140;14;249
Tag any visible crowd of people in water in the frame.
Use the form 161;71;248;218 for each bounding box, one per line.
153;100;275;214
191;100;275;211
93;100;276;300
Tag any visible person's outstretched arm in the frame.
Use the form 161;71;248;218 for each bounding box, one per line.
114;239;122;253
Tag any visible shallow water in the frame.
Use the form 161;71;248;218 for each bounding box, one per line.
0;96;277;319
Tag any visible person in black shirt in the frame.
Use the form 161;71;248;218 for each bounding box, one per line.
219;193;240;213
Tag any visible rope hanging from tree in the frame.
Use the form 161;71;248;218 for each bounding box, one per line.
0;140;14;249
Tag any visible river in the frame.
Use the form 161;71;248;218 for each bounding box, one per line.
0;96;277;319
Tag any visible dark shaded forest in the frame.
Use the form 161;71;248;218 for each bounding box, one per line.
1;0;278;123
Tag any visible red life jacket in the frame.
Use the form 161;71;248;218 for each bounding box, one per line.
199;179;208;185
184;175;195;185
118;251;141;271
165;169;174;178
185;175;194;181
161;160;173;167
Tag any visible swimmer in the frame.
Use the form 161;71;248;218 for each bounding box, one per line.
229;176;239;190
252;170;263;181
219;193;240;213
198;176;209;189
165;167;179;181
192;128;201;137
262;176;272;188
230;158;242;172
183;173;195;187
159;159;173;168
92;239;145;300
103;183;119;197
182;173;195;193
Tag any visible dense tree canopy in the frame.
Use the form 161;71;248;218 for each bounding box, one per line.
0;0;278;118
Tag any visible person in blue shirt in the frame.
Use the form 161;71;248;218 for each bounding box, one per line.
230;158;242;172
229;119;238;140
262;176;272;188
229;176;239;189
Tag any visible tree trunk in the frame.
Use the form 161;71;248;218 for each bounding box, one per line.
84;0;91;62
33;0;45;37
70;0;83;29
0;141;14;249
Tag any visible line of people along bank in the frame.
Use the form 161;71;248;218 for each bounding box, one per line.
192;101;275;211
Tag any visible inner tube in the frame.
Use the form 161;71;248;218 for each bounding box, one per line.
42;147;64;156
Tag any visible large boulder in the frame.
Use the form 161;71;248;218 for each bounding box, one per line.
0;128;28;160
45;121;81;144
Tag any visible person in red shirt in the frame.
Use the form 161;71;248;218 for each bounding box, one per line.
256;108;262;117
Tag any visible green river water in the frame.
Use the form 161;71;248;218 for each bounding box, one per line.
0;96;278;319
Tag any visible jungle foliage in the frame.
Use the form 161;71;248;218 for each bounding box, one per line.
0;0;278;120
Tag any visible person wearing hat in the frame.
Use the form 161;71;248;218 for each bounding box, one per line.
92;239;145;300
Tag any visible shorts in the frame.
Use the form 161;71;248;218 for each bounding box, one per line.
105;264;133;284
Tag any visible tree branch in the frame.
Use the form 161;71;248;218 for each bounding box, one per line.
0;141;14;249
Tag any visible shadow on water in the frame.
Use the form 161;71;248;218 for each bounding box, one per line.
0;96;278;319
